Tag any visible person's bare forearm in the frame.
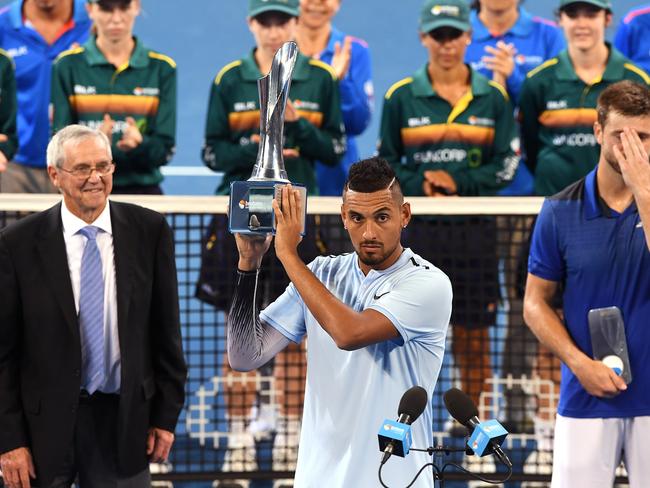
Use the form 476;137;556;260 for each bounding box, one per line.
278;253;371;350
271;186;399;349
524;293;589;373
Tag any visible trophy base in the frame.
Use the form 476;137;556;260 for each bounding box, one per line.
229;180;308;236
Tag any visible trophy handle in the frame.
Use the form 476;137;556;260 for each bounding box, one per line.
250;41;299;182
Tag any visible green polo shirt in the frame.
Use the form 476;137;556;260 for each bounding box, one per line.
378;64;518;196
519;44;650;196
0;49;17;161
202;50;346;195
51;36;177;189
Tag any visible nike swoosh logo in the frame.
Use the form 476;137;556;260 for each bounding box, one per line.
374;291;390;300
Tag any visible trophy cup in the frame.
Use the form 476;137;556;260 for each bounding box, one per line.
228;41;308;236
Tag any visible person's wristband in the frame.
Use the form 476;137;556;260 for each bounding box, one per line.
237;267;259;275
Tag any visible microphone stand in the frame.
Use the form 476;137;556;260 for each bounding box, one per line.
378;445;513;488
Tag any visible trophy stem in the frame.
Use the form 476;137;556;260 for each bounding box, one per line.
249;41;299;182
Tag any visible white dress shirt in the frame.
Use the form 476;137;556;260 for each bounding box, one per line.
61;200;121;393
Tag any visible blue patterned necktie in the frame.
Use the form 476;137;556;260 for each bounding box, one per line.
78;226;105;394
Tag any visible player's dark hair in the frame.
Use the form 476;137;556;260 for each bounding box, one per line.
597;81;650;127
344;156;403;197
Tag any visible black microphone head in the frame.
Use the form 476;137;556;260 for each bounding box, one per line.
443;388;479;426
397;386;428;422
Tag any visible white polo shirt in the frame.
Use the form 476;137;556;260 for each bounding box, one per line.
261;248;452;488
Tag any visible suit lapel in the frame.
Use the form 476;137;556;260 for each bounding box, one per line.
36;203;78;338
110;202;134;343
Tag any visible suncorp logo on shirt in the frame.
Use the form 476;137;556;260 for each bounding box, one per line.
414;148;467;164
552;133;597;147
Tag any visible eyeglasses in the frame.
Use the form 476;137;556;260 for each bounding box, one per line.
59;161;115;179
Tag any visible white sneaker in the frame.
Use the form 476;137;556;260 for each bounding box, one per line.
464;453;497;473
222;439;257;472
443;418;470;438
273;416;300;471
150;462;173;488
521;450;553;488
248;404;278;441
469;454;497;473
464;452;498;488
614;461;628;487
212;480;250;488
224;418;257;472
468;480;497;488
273;480;294;488
149;462;172;474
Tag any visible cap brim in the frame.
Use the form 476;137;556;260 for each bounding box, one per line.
87;0;133;4
421;19;470;34
249;5;299;18
87;0;133;6
559;0;610;9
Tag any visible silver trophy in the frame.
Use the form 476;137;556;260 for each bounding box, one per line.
229;41;308;235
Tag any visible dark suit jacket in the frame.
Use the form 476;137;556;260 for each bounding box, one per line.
0;201;187;485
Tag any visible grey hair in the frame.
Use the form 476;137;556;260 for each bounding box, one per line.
47;125;112;168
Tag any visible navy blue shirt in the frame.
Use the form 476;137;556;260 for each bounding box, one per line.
529;168;650;418
0;0;91;168
314;26;373;196
466;8;564;105
615;5;650;74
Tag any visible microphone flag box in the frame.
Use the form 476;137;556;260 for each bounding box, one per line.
378;420;412;457
467;419;507;457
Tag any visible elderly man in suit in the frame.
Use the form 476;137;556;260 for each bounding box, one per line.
0;124;187;488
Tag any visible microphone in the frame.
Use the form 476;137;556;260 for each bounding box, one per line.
443;388;512;468
377;385;428;465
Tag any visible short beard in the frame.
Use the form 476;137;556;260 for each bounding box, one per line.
357;241;399;268
358;253;387;267
604;153;622;174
